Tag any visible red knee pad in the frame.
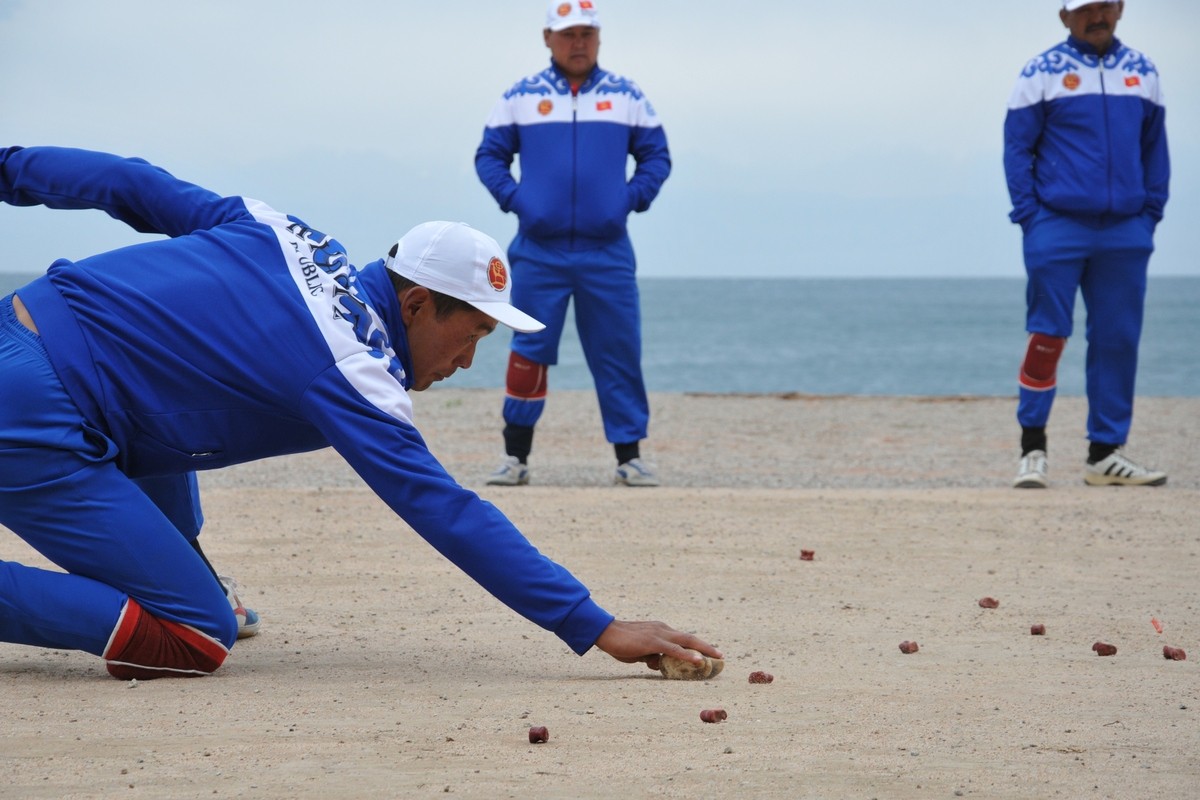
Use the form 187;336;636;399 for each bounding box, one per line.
505;352;548;400
1019;333;1066;391
103;598;230;680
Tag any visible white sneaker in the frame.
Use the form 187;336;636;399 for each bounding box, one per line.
615;458;660;487
1013;450;1048;488
486;456;529;486
219;575;261;639
1084;449;1167;486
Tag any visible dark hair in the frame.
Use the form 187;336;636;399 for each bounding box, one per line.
387;270;477;320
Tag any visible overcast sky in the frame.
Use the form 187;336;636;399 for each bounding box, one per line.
2;0;1197;278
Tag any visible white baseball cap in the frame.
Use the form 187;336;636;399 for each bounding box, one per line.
385;222;544;333
545;0;600;32
1062;0;1119;11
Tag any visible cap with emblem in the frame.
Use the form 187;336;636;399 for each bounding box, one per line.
545;0;600;32
385;221;544;333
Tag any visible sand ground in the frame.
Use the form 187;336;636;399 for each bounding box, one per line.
1;390;1197;799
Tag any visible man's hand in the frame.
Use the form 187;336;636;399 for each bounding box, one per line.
594;620;723;672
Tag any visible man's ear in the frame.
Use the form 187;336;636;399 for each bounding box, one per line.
399;286;433;325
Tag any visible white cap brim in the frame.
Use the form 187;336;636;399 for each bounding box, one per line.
469;300;545;333
547;19;599;31
1062;0;1118;10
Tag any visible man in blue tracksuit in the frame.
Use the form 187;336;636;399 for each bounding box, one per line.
0;145;720;679
1004;0;1169;489
475;0;670;488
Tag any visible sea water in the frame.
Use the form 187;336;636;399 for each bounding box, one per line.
2;273;1196;397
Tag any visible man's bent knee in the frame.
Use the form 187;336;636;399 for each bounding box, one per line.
506;352;548;400
1019;333;1066;391
103;598;230;680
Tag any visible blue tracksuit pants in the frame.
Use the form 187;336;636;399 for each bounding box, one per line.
0;294;236;657
502;234;649;445
1018;211;1155;445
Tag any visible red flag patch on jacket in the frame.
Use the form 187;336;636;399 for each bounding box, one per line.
596;100;612;111
1125;76;1141;87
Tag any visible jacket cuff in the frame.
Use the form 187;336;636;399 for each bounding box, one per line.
555;597;615;656
498;184;518;214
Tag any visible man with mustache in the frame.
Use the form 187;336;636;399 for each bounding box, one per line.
475;0;670;488
1004;1;1169;488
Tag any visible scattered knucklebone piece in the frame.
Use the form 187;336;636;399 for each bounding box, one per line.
799;550;815;561
1030;624;1046;636
1092;641;1118;657
748;670;774;684
528;726;549;744
699;708;728;723
1163;646;1187;661
898;640;919;654
1151;617;1164;634
659;649;724;681
978;597;1000;609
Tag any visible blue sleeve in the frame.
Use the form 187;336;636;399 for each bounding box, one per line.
628;126;670;214
1003;104;1044;229
0;145;247;236
302;369;614;655
1141;101;1169;222
475;125;521;213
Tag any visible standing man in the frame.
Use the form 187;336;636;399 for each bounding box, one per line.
476;0;670;487
1004;0;1169;488
0;145;720;679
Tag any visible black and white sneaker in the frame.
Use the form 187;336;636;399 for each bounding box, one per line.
1084;449;1167;487
614;458;659;487
1013;450;1048;489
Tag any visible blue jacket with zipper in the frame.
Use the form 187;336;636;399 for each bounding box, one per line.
1004;35;1169;230
476;60;670;251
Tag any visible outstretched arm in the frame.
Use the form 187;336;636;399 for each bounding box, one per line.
0;145;245;236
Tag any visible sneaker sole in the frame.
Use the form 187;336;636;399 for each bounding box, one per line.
1083;473;1167;487
486;476;529;486
1013;477;1048;489
614;474;660;487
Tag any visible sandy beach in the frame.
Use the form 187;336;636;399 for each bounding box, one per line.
2;389;1197;799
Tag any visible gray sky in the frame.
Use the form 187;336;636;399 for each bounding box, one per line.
2;0;1197;278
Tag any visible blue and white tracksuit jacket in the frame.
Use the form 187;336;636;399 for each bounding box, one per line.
475;61;669;444
1003;36;1169;444
0;146;612;659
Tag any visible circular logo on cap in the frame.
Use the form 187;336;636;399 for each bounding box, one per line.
538;99;553;116
1062;73;1081;91
487;257;508;292
557;3;572;18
